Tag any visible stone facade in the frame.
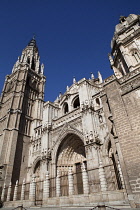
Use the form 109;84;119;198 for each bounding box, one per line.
0;14;140;208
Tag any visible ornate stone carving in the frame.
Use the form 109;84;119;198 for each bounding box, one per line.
42;122;52;133
81;99;95;112
84;130;101;145
121;76;140;95
47;148;52;159
42;148;52;161
108;115;118;138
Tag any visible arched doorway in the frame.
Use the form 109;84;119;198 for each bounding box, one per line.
108;141;123;190
56;133;86;196
34;160;43;205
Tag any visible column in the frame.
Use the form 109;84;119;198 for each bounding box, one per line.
21;179;26;200
68;168;74;195
7;182;12;201
13;180;18;201
43;171;50;201
99;160;107;191
82;164;89;194
56;170;61;197
1;183;6;202
29;174;36;202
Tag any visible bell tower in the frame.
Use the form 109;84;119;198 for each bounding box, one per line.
0;38;46;186
108;14;140;78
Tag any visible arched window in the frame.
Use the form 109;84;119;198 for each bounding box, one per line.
31;58;35;70
96;98;100;106
27;57;30;64
63;102;69;114
73;96;80;108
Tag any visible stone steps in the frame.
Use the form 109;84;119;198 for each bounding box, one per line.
1;207;92;210
1;206;137;210
0;208;138;210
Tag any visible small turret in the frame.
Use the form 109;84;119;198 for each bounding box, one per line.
98;71;103;83
73;77;76;84
91;72;94;80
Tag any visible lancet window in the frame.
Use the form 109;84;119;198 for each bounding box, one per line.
131;49;140;63
73;96;80;108
63;102;69;114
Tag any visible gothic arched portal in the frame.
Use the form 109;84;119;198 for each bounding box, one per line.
56;133;86;196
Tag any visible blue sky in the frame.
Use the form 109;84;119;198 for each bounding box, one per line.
0;0;139;102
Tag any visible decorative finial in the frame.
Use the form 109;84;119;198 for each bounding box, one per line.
108;53;114;67
73;76;76;84
91;72;94;80
98;71;103;83
28;36;36;47
59;92;62;98
56;96;59;102
41;63;44;74
33;34;36;40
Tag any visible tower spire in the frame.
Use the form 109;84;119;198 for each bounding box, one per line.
28;36;37;47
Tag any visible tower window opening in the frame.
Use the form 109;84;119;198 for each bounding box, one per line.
96;98;100;106
63;102;69;114
31;58;35;70
27;57;30;64
73;96;80;108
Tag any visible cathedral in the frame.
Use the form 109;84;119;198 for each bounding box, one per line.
0;14;140;209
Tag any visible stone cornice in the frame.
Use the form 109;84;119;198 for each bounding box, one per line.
53;107;80;121
103;75;116;86
118;67;140;84
121;76;140;96
103;67;140;88
52;114;81;131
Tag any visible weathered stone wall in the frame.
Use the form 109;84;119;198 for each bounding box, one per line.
102;71;140;195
